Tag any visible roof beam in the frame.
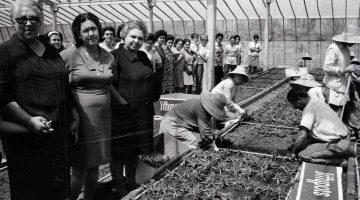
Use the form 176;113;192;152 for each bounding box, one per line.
117;4;142;21
248;0;262;40
99;4;125;23
186;1;206;31
235;0;251;40
173;2;196;34
154;4;176;35
162;2;186;37
140;3;164;30
223;0;239;34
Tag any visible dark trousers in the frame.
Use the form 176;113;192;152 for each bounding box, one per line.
214;65;224;86
194;64;204;94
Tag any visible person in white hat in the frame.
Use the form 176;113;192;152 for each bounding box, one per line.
159;92;227;151
211;65;249;120
290;73;326;102
323;25;360;113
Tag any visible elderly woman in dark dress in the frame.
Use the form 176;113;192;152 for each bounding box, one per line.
61;13;114;200
0;0;78;199
111;20;161;197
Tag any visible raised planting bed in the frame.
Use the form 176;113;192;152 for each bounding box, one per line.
137;149;299;200
235;87;263;103
250;85;302;126
224;123;296;155
308;67;325;82
243;78;281;89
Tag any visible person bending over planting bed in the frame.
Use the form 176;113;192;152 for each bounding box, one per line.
211;65;248;120
287;88;353;167
159;92;227;151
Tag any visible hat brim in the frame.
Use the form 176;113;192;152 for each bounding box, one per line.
302;57;312;60
290;80;322;88
351;60;360;65
332;34;360;44
200;93;226;121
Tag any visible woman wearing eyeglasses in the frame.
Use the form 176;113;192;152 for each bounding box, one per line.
0;0;78;199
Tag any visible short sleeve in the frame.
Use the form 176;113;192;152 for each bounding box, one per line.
300;104;315;131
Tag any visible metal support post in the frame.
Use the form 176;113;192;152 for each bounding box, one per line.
204;0;216;91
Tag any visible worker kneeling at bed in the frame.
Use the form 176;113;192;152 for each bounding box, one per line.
159;92;226;150
287;88;353;167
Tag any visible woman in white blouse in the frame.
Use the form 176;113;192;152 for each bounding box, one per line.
248;34;261;75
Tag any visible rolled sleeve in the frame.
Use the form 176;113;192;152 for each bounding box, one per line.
323;48;342;76
197;111;212;139
300;107;315;132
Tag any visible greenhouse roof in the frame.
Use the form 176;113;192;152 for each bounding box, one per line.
0;0;359;27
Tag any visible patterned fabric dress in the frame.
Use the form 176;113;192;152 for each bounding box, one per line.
162;46;175;93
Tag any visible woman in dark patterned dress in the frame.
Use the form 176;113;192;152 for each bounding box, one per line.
162;35;175;94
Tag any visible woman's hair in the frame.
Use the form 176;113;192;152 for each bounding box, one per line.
234;35;240;41
174;38;183;46
183;38;191;45
190;33;199;39
102;26;115;37
154;30;167;40
287;88;308;104
229;35;236;41
116;24;124;38
121;20;148;39
10;0;43;22
72;12;102;47
165;34;175;43
253;34;260;40
216;33;224;39
145;33;156;43
48;31;63;42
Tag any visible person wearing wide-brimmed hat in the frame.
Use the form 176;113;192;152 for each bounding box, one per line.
159;92;227;150
290;73;327;103
296;53;312;68
322;25;360;113
211;65;249;119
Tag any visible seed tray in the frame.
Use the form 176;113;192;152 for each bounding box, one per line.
224;124;296;156
137;149;299;200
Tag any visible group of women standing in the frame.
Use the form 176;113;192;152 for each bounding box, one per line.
0;1;159;199
214;33;261;85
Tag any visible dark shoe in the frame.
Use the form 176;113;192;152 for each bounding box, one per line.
125;179;140;191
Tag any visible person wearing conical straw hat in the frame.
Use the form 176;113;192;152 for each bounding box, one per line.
211;65;249;120
159;92;227;151
290;73;327;103
322;25;360;114
296;53;312;68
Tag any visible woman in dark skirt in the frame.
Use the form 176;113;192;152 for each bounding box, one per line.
0;0;78;199
111;20;161;197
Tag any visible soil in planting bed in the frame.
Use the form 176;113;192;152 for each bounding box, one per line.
139;149;298;200
139;154;173;168
224;124;296;155
243;78;281;89
235;87;263;103
0;170;10;200
257;71;286;80
250;85;302;126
